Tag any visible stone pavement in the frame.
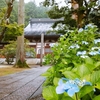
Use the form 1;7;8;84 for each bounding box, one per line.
0;66;49;100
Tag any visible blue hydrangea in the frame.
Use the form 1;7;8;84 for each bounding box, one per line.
74;78;92;87
56;78;92;97
56;79;79;97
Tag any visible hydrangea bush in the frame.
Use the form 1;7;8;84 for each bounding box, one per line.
42;24;100;100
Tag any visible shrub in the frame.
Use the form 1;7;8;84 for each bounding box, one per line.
42;24;100;100
0;40;35;64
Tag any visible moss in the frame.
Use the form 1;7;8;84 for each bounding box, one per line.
14;60;29;68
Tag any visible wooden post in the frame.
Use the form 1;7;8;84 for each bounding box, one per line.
40;33;44;66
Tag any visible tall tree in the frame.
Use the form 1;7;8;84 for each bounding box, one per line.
0;0;14;42
10;0;18;23
15;0;29;68
42;0;100;31
25;1;48;26
0;0;6;8
0;0;23;42
0;0;18;23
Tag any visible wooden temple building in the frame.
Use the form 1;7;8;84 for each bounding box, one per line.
24;18;61;58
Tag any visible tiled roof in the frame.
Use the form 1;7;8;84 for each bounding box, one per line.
24;23;54;36
24;18;62;36
24;18;63;42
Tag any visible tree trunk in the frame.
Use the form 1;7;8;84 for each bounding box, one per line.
15;0;29;68
71;0;84;28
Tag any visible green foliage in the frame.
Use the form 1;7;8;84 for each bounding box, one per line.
10;0;18;23
0;0;6;8
1;23;24;41
0;1;23;42
47;6;63;19
42;25;100;100
93;95;100;100
0;41;16;64
0;40;35;64
42;0;100;31
0;0;18;23
78;85;94;98
42;86;58;100
25;1;48;26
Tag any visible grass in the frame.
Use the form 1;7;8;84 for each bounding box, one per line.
0;67;29;76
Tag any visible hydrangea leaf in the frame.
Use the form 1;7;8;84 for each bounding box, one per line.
53;77;60;86
62;96;74;100
42;86;58;100
62;71;79;79
77;64;91;77
79;85;94;98
93;95;100;100
90;70;100;85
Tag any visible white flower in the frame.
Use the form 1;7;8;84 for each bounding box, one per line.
94;39;100;44
78;28;84;33
80;55;88;58
77;51;86;56
82;41;88;45
85;23;96;29
69;44;80;49
89;51;100;55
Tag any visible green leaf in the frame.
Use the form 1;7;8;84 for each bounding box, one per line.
93;95;100;100
62;96;74;100
54;55;60;60
90;70;100;85
95;62;100;68
95;80;100;89
85;57;97;71
53;77;60;86
41;71;51;77
42;86;58;100
77;64;91;77
62;71;79;79
79;85;94;98
42;67;54;77
85;57;93;65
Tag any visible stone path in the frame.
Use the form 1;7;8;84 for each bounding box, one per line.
0;66;49;100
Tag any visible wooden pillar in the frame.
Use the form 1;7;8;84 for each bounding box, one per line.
40;33;44;66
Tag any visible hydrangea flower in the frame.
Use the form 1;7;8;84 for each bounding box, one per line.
89;51;100;55
78;28;84;33
74;78;92;87
56;79;79;97
69;44;80;49
82;41;88;45
56;78;92;97
85;23;96;29
77;51;86;56
91;47;100;50
80;55;88;58
94;39;100;44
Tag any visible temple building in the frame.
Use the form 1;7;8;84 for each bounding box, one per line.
24;18;61;58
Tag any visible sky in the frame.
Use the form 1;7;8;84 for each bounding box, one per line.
24;0;66;6
24;0;44;5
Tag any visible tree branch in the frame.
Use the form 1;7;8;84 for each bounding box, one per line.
0;0;14;42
